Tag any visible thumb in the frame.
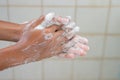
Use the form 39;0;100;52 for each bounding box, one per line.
31;15;45;28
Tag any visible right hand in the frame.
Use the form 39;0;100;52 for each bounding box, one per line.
17;16;89;62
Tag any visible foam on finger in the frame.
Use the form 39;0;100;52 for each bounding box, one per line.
34;12;88;57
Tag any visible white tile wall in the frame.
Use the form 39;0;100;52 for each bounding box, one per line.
14;62;42;80
73;60;101;80
0;41;11;48
44;60;72;80
0;0;120;80
84;35;104;58
0;7;8;21
43;0;75;6
0;68;13;80
9;0;41;6
9;7;41;23
102;60;120;80
77;0;109;6
108;7;120;34
76;8;108;33
105;36;120;57
112;0;120;6
43;7;75;20
0;0;7;5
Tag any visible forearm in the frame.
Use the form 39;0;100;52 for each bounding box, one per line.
0;44;27;70
0;20;23;42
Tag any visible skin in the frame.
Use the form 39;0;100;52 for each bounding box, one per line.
0;16;89;70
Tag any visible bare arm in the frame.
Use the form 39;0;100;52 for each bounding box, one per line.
0;44;27;70
0;16;67;70
0;16;89;70
0;20;23;42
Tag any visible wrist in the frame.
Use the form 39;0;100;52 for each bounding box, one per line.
0;21;24;42
13;24;24;42
0;44;27;70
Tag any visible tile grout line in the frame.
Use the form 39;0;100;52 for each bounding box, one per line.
78;33;120;36
41;0;44;14
41;61;45;80
41;1;45;80
102;0;112;58
40;0;45;80
99;0;112;80
74;0;77;22
0;5;120;8
6;0;15;80
71;0;77;80
50;57;120;61
6;0;10;22
1;5;120;8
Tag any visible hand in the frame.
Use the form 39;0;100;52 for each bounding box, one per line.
58;35;89;58
17;16;69;62
18;16;89;61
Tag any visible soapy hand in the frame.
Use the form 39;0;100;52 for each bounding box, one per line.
17;16;68;61
33;12;89;58
18;13;89;61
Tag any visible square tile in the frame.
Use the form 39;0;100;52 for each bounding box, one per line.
0;7;8;21
112;0;120;6
105;36;120;57
108;7;120;34
77;0;109;6
9;0;41;5
9;7;41;23
73;60;101;80
43;0;75;6
44;60;72;80
76;8;108;33
102;60;120;80
0;68;13;79
0;0;7;5
83;35;104;58
0;41;11;48
14;62;42;80
43;7;75;20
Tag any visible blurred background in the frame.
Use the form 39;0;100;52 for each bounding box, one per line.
0;0;120;80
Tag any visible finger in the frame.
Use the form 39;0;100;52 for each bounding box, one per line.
46;24;62;33
65;53;75;59
75;42;90;51
53;31;68;54
73;35;88;44
67;47;86;56
53;16;70;25
51;30;72;56
54;30;64;38
58;53;75;59
77;49;87;56
23;19;37;31
31;15;45;28
58;53;66;58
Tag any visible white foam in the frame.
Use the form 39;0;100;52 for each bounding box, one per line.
73;26;80;32
44;33;53;40
35;12;55;30
66;16;72;20
34;12;84;55
35;25;44;30
45;12;55;21
64;22;76;29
